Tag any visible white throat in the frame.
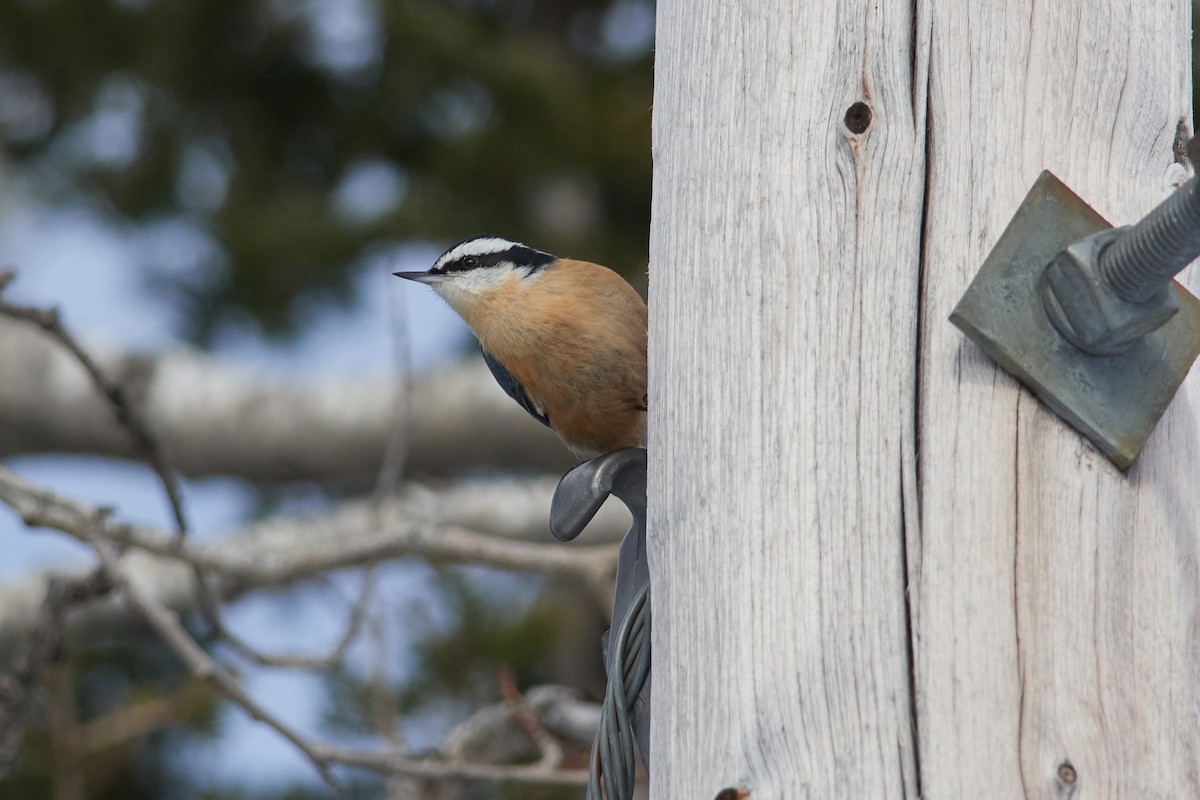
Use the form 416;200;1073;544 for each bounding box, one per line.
432;263;530;309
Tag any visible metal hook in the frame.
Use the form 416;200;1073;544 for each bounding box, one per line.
550;447;651;799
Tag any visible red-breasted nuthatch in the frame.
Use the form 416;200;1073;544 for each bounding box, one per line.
394;235;648;457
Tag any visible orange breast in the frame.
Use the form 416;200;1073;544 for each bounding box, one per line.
469;259;647;456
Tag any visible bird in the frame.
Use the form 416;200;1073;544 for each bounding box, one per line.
394;235;647;458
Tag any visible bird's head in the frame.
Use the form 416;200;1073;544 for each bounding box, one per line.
393;235;555;313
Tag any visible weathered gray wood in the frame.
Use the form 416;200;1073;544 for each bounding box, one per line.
648;0;925;795
650;0;1197;796
917;2;1199;798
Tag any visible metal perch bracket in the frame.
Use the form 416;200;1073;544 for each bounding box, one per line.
951;137;1200;469
551;446;650;800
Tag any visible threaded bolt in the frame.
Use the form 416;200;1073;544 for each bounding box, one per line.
1099;138;1200;304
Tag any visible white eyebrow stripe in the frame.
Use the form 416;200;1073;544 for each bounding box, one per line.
434;237;520;270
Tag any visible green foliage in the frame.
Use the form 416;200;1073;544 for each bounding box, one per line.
396;568;563;713
325;566;564;740
0;0;653;340
0;628;220;800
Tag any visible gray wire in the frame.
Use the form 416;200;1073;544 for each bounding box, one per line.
587;583;651;800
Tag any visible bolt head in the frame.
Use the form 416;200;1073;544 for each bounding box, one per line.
1040;227;1179;355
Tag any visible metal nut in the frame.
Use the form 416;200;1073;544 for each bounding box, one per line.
1040;227;1179;354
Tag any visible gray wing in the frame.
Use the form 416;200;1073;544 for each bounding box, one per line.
481;348;551;429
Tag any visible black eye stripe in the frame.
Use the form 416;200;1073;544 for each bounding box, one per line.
436;245;555;274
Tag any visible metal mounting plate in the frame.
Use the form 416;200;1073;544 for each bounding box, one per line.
950;171;1200;469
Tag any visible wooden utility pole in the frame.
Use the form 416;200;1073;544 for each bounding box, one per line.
648;0;1197;797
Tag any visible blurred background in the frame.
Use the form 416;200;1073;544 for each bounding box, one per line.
0;2;1195;799
0;0;652;798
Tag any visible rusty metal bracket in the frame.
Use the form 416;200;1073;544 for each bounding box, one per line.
950;158;1200;469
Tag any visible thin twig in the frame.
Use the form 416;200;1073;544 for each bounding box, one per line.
220;568;377;670
0;467;597;791
78;517;589;791
0;272;602;793
0;273;189;537
0;274;256;645
76;516;346;795
499;666;564;769
365;283;411;794
368;611;425;800
373;281;412;504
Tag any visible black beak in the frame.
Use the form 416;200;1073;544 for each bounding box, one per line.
393;271;446;285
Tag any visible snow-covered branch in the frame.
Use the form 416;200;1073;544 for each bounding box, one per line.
0;317;572;484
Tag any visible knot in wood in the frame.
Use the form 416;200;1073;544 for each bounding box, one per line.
843;101;872;134
713;788;750;800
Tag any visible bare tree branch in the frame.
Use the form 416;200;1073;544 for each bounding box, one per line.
0;464;618;585
0;282;617;792
444;684;600;762
0;266;619;793
0;482;609;786
0;273;251;658
45;661;85;800
0;316;572;484
76;516;593;791
0;467;625;644
0;275;189;535
77;518;346;794
219;568;377;670
373;290;412;502
309;742;588;788
498;667;564;769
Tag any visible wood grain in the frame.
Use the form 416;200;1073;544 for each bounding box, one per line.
648;0;924;795
917;1;1198;797
650;0;1196;797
